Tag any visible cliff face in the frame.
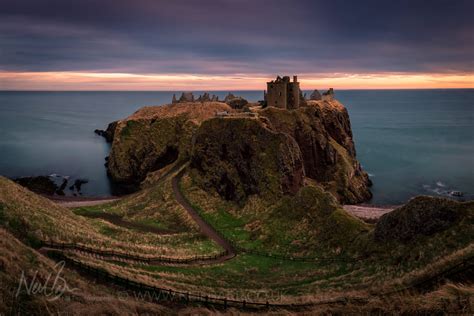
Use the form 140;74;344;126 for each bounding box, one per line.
107;102;233;187
106;99;371;204
259;100;372;204
190;117;305;203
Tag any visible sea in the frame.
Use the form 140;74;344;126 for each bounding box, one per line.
0;89;472;204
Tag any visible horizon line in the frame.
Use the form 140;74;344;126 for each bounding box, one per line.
1;71;473;90
1;87;474;92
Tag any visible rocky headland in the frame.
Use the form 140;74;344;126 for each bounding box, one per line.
103;93;372;204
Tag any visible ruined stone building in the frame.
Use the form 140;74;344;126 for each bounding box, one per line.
322;88;335;101
266;75;300;109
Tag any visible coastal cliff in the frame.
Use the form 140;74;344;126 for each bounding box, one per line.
105;99;371;203
190;117;305;203
259;100;372;203
106;102;233;188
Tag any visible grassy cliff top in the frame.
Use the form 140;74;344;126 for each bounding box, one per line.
306;99;347;111
126;102;233;122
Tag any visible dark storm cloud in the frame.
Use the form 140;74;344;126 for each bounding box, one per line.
0;0;473;74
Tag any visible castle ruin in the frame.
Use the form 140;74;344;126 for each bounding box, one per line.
266;75;300;109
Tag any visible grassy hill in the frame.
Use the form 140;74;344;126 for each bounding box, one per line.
0;175;220;257
1;167;473;313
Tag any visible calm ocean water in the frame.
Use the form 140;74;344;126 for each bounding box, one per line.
0;90;472;204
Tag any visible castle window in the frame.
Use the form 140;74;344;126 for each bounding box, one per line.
279;92;282;96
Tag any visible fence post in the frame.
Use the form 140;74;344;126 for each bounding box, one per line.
186;292;189;302
266;301;269;309
224;298;227;309
243;300;246;308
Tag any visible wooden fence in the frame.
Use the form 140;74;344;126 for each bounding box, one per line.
47;251;362;310
47;250;473;311
41;240;230;265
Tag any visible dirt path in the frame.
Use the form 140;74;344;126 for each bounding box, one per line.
41;166;235;266
172;169;236;260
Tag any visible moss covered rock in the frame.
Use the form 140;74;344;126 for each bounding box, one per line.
259;100;372;204
107;102;233;188
190;117;305;204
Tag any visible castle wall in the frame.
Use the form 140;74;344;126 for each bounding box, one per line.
266;82;288;108
287;82;300;109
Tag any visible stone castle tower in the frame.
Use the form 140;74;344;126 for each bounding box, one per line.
266;75;300;109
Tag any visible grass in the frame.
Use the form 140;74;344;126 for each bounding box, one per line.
1;167;473;313
0;228;173;315
74;174;199;233
179;172;370;258
0;176;221;257
160;170;474;298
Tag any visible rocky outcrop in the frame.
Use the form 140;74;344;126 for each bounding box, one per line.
13;176;58;195
258;100;372;204
224;93;248;109
105;98;371;203
190;117;305;203
374;196;471;243
106;102;233;188
94;121;118;143
309;90;322;101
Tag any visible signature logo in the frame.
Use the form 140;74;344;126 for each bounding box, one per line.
16;261;80;301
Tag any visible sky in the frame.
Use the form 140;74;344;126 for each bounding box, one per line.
0;0;473;90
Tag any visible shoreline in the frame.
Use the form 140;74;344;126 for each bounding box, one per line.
343;204;398;221
46;194;400;219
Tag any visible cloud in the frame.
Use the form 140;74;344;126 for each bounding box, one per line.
0;0;472;84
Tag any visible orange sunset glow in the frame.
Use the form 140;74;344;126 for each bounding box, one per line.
1;71;473;91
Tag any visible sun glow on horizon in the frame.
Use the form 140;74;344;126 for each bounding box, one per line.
0;71;473;91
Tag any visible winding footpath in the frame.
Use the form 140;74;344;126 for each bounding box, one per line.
41;166;235;266
171;169;237;261
38;167;473;310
